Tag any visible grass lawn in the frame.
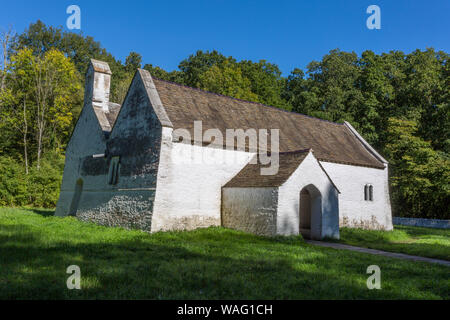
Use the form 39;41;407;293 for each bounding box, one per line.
338;226;450;261
0;207;449;299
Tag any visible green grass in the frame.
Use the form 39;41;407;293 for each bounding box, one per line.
338;226;450;261
0;207;449;299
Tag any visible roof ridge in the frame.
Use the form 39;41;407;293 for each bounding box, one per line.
152;77;344;126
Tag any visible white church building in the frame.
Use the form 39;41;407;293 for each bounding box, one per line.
55;59;393;240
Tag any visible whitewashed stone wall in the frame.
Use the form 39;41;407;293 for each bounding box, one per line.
76;190;155;230
319;161;393;230
277;152;340;239
222;187;278;236
152;128;255;232
56;71;162;232
55;102;107;217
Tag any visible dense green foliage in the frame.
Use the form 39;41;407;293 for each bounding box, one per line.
0;21;448;217
0;208;448;299
385;119;449;218
0;154;64;208
338;226;450;260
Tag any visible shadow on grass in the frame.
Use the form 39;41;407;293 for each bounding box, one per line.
29;208;55;217
396;225;450;237
338;227;450;261
0;222;448;300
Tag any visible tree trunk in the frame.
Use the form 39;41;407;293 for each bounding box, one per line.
0;37;6;90
35;63;45;171
23;98;28;174
37;124;43;170
0;27;12;91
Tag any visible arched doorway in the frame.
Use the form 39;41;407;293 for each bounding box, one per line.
69;179;83;216
299;188;311;238
299;184;322;240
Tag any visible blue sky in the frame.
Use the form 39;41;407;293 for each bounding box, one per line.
1;0;449;74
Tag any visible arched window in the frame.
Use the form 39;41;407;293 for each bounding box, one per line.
364;184;374;201
108;156;120;185
364;184;369;201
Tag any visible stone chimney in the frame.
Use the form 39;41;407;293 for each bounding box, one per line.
85;59;112;112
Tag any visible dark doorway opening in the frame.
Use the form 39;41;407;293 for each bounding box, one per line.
69;179;83;216
299;184;322;240
299;188;311;238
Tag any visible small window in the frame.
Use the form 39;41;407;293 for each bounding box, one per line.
108;156;120;185
364;184;374;201
364;185;369;201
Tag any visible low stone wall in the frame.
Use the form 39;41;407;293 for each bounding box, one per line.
393;217;450;229
76;190;155;232
222;187;278;237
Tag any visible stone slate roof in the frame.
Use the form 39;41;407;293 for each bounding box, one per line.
92;102;121;133
224;149;340;190
90;59;112;75
152;78;385;169
87;66;384;169
224;149;310;187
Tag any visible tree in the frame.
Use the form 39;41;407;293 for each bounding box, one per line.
114;72;133;105
411;49;449;152
4;48;81;169
12;21;125;104
0;48;34;173
238;59;289;109
357;50;399;147
283;68;318;115
11;20;63;57
125;52;142;73
305;49;362;123
143;63;185;84
0;26;14;91
178;51;289;108
197;61;259;102
385;118;449;219
179;50;232;87
33;49;81;168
